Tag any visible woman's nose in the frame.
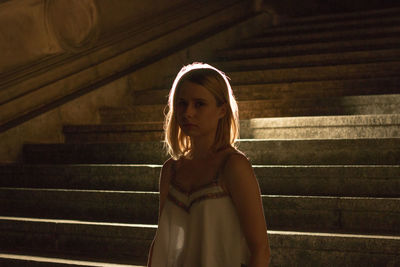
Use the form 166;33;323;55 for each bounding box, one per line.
183;103;195;118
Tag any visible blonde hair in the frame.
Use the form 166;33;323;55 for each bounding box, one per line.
164;62;239;159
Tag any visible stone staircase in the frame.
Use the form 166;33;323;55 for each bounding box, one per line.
1;7;400;267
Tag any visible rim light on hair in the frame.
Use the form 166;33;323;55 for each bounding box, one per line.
164;62;239;159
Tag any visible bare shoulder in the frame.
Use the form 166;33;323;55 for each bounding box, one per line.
224;149;252;174
221;149;256;193
160;158;175;183
162;157;175;171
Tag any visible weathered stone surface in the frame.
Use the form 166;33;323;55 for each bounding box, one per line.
0;164;160;191
0;76;130;163
0;0;62;74
63;123;164;143
45;0;100;52
264;195;400;234
238;138;400;165
216;48;400;71
227;61;400;83
1;164;399;197
254;165;400;197
0;216;154;264
0;188;159;224
98;105;164;124
22;142;166;164
219;36;400;59
65;131;163;144
274;6;400;28
243;24;400;47
268;230;400;267
1;188;399;233
240;114;400;139
241;94;400;118
256;11;400;37
1;217;399;266
21;138;400;165
0;254;143;267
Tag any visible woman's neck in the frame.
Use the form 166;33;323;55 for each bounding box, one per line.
189;135;215;160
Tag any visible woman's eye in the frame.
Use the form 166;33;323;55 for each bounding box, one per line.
177;101;187;107
195;102;205;107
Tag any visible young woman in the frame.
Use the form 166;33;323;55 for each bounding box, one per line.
148;62;271;267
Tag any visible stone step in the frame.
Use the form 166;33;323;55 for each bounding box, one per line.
238;138;400;165
1;164;399;197
227;61;400;84
267;230;400;266
1;217;399;266
133;76;400;105
242;25;400;47
228;61;400;84
277;7;400;27
238;94;400;118
0;253;143;267
64;123;164;143
22;138;400;165
0;188;158;224
101;94;400;123
264;11;400;35
63;114;400;143
1;188;399;234
215;48;400;71
0;164;160;191
253;165;400;197
0;188;400;234
23;142;167;165
241;114;400;139
99;104;164;124
218;37;400;59
0;217;153;264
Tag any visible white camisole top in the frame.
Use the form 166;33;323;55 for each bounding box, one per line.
149;159;250;267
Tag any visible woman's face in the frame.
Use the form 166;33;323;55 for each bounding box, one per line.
176;80;226;138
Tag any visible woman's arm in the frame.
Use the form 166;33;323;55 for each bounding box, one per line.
224;153;271;267
147;158;173;266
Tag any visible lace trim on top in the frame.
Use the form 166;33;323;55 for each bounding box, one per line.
170;176;220;196
167;152;239;213
167;182;229;213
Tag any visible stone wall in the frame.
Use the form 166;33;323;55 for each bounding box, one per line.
0;0;192;129
0;0;266;163
0;0;186;74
